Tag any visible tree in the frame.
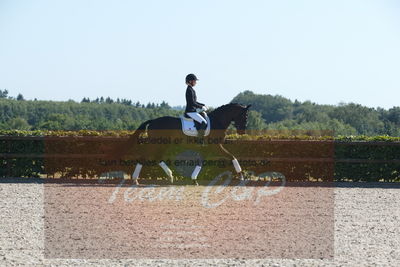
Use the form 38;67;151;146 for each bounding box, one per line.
0;89;9;98
387;107;400;125
160;101;170;109
6;117;31;130
231;90;293;122
16;93;24;101
105;97;114;104
124;99;132;106
330;103;385;135
246;110;266;130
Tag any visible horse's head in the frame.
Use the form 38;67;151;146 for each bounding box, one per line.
232;103;252;135
209;103;252;135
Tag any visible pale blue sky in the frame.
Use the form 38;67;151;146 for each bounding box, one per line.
1;0;399;109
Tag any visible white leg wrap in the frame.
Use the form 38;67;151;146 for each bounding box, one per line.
232;158;242;173
191;165;202;180
159;161;173;178
132;163;142;179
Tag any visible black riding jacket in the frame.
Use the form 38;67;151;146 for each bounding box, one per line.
185;85;205;113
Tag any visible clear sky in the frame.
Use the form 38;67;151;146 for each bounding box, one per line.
1;0;399;109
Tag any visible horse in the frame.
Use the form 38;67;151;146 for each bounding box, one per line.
110;103;252;185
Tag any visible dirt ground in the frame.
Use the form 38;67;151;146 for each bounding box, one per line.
0;179;399;266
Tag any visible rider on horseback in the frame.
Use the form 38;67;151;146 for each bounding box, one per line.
184;73;208;138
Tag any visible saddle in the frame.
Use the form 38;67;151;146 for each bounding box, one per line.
180;113;211;137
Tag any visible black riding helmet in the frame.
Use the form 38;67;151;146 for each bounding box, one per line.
185;73;199;83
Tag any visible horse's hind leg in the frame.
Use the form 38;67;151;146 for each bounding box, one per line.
152;140;174;184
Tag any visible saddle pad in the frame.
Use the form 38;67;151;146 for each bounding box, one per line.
179;115;211;137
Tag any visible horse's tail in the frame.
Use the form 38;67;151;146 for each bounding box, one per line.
128;119;152;145
109;119;152;159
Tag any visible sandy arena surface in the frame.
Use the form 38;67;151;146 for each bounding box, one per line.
0;180;399;266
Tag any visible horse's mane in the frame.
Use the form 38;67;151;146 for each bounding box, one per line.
210;103;244;114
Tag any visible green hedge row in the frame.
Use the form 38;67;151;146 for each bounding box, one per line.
0;130;400;141
0;131;399;182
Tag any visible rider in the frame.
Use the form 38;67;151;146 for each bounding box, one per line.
184;73;208;138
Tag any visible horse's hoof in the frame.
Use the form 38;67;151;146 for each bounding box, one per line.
192;180;199;186
133;179;139;185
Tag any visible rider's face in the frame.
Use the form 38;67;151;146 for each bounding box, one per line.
189;80;197;87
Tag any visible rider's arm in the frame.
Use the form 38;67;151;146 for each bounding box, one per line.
192;88;205;107
187;87;204;108
196;100;205;106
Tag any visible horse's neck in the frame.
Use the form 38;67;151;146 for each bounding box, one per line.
208;108;233;130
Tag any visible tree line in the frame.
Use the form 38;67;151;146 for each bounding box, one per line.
232;90;399;136
0;89;398;136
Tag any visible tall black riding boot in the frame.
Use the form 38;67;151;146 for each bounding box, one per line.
197;122;207;146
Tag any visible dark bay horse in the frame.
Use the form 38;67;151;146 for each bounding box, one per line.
112;103;251;185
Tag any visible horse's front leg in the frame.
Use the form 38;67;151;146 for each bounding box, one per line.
232;158;244;181
218;144;245;181
131;162;142;185
190;165;201;186
159;160;174;184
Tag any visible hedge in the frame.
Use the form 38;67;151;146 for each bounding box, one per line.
0;131;399;182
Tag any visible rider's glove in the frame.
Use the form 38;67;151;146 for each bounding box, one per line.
202;106;208;111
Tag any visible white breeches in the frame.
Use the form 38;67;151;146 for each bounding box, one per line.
186;112;207;124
